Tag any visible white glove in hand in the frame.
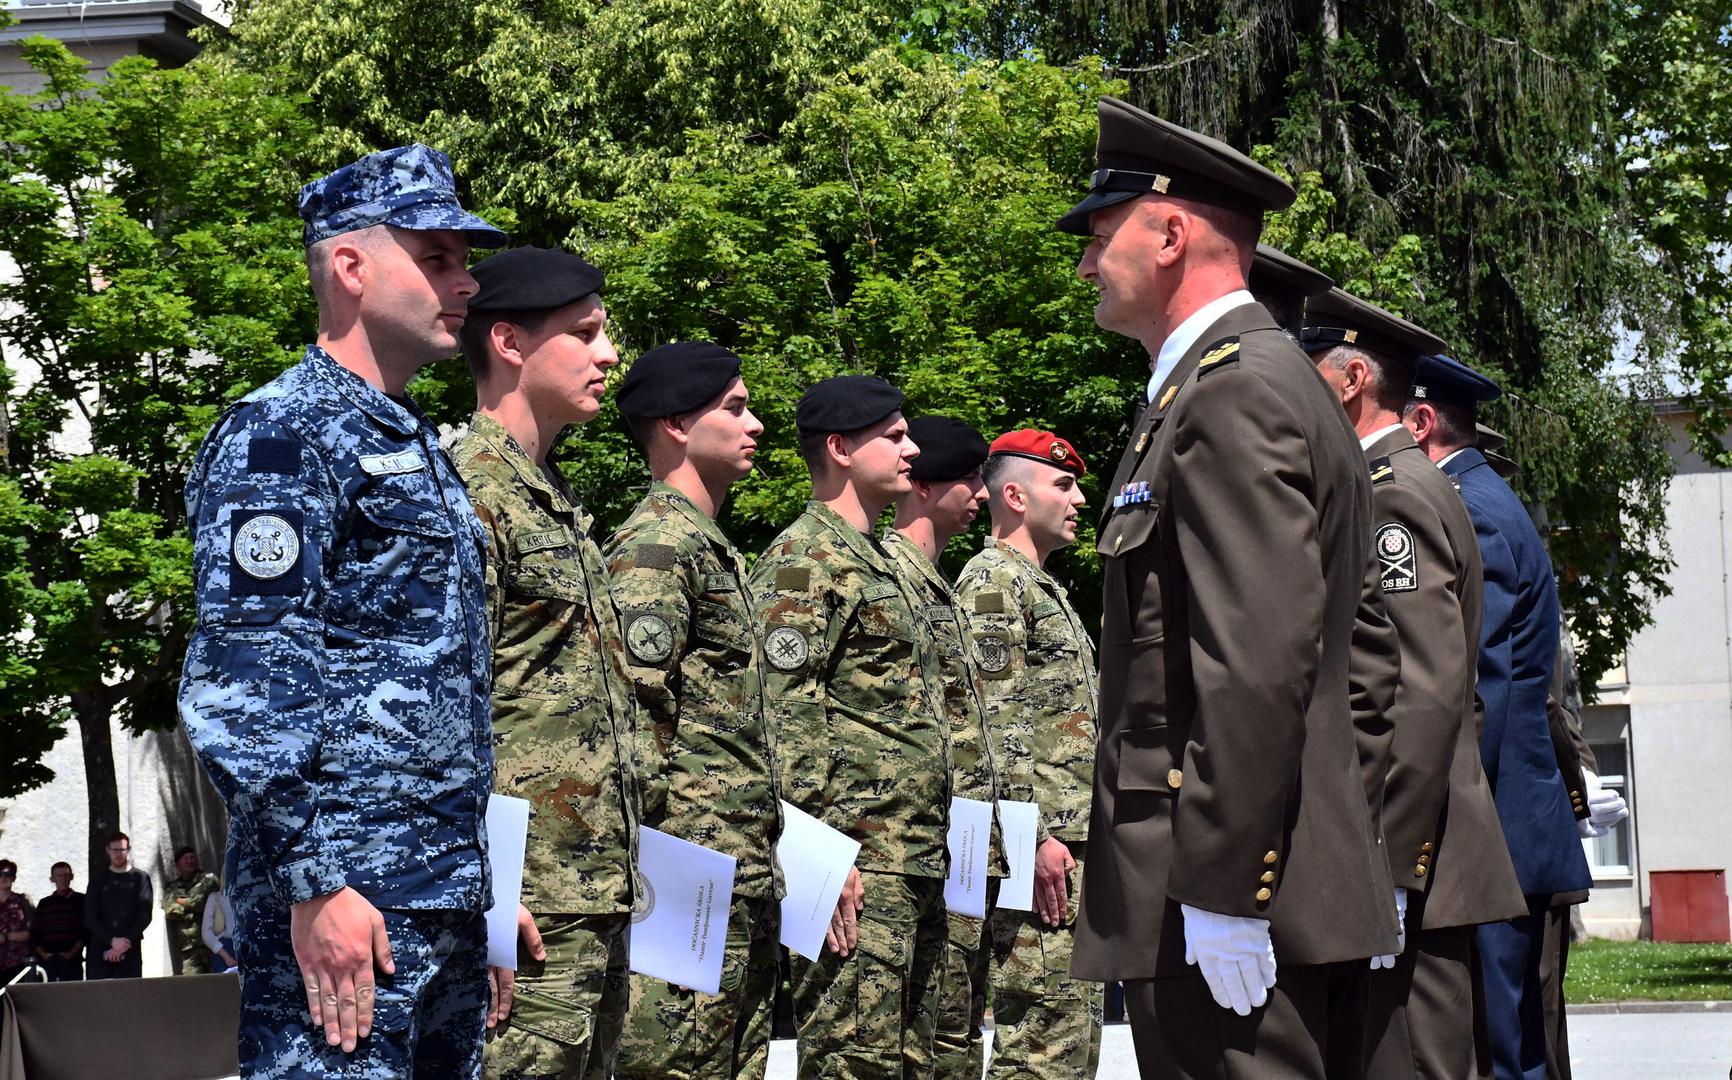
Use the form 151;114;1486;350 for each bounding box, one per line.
1370;887;1409;970
1583;768;1629;832
1181;904;1276;1015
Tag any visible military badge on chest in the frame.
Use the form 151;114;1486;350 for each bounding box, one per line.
230;509;303;596
1376;522;1418;593
1113;480;1156;510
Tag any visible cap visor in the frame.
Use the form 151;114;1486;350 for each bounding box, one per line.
1055;190;1141;235
388;205;510;248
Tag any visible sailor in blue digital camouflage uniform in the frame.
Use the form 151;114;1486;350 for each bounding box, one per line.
178;144;506;1079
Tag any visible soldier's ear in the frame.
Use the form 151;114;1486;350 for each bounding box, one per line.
1003;480;1029;514
488;320;528;374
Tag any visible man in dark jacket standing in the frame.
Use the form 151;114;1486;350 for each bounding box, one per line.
1404;354;1593;1080
85;832;152;979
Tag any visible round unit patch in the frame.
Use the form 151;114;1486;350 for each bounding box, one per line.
626;612;676;665
233;514;299;580
764;626;810;671
1378;523;1413;560
975;634;1011;674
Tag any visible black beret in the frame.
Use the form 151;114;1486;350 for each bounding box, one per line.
468;246;604;313
906;416;989;482
616;342;742;419
1250;244;1333;305
1057;97;1296;235
1411;354;1502;410
795;375;904;437
1301;288;1446;376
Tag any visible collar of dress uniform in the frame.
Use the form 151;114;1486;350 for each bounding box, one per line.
1146;288;1256;404
307;345;425;437
1360;422;1407;453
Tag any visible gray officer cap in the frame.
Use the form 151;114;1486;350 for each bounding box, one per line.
298;143;508;249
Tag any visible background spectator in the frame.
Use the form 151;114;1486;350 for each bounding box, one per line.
85;832;152;979
0;859;34;982
201;886;237;974
163;845;219;974
30;861;86;981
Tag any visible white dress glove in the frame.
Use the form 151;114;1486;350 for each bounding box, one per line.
1370;887;1409;969
1180;904;1277;1015
1577;769;1629;838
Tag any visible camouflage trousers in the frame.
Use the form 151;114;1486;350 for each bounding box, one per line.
169;929;212;975
483;912;630;1080
230;868;487;1080
985;858;1102;1080
791;871;947;1080
932;908;991;1080
616;893;780;1079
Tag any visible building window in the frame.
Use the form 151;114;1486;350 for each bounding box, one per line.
1583;740;1632;877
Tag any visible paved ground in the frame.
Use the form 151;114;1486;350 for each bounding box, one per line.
765;1008;1732;1078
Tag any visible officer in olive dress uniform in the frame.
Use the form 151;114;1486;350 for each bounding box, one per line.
1300;289;1528;1078
1060;97;1398;1079
1248;243;1333;337
1402;354;1594;1080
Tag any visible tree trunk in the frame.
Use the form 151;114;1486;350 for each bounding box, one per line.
72;688;120;882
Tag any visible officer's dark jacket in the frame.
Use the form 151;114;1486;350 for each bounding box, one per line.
1441;448;1592;897
1073;301;1399;982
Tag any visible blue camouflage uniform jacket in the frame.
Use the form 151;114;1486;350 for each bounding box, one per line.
178;345;494;912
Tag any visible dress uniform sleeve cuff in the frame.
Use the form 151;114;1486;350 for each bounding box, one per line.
270;853;350;906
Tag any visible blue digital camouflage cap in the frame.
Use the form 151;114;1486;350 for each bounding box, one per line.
298;143;508;248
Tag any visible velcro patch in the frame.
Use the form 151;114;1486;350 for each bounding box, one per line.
861;582;900;603
1031;599;1062;619
973;592;1005;614
1376;522;1419;593
1367;456;1395;485
515;529;569;555
247;438;301;475
704;572;738;593
776;566;812;592
229;508;304;597
1197;336;1242;376
358;450;424;476
632;543;679;571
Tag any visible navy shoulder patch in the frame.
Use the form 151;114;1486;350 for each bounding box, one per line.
1197;336;1242;376
775;565;812;592
247;437;301;475
1368;456;1395;485
632;543;679;571
229;508;304;597
1376;522;1418;593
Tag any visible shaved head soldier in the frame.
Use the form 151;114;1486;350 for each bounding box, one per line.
606;343;784;1080
880;416;1010;1080
1302;290;1527;1078
1062;97;1399;1078
748;378;953;1078
955;429;1104;1079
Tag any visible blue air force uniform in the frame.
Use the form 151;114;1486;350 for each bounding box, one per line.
177;144;505;1079
1415;355;1591;1080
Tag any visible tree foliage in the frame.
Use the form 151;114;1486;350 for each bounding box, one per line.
0;37;317;866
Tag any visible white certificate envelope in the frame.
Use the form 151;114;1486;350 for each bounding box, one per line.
943;796;992;918
775;800;862;961
485;794;532;970
996;799;1039;912
628;826;737;996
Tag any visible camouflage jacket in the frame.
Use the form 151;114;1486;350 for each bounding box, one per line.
452;413;642;916
179;346;493;911
750;501;953;878
604;483;783;900
955;540;1098;847
882;530;1009;878
163;872;220;950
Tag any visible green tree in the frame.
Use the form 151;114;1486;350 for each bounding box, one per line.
0;37;316;870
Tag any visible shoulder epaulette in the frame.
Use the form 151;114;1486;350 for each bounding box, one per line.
1367;456;1395;485
1197;335;1242;376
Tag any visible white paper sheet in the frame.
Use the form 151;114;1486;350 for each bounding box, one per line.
996;799;1039;912
485;794;532;970
775;800;862;961
627;826;738;996
943;796;992;918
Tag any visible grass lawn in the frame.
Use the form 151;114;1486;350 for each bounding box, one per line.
1566;938;1732;1002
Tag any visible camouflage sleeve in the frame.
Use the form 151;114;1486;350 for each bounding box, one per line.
957;565;1051;844
178;414;349;906
749;554;844;832
473;498;508;646
605;532;698;822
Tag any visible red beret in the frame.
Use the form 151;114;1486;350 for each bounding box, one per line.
989;428;1087;478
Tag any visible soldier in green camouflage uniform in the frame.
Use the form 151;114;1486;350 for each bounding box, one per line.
603;343;785;1080
162;847;219;975
750;376;953;1080
450;248;643;1080
883;417;1009;1080
955;430;1103;1080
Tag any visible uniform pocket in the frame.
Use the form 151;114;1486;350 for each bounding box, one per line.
1117;726;1181;796
331;492;456;642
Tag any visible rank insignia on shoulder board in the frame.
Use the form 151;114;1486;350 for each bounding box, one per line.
1197;336;1241;375
1376;522;1418;593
